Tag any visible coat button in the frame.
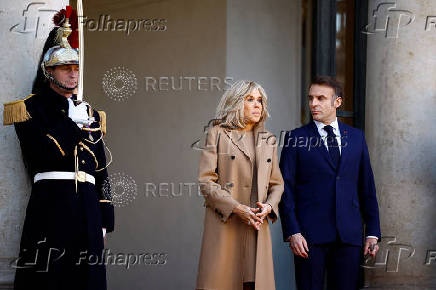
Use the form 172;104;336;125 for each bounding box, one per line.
80;147;84;151
231;155;235;160
267;158;271;163
81;160;85;164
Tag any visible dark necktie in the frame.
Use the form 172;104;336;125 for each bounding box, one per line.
323;125;340;168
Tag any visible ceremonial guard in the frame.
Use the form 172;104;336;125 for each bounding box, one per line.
3;7;114;290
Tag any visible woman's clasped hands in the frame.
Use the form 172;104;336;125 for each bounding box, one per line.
233;202;272;230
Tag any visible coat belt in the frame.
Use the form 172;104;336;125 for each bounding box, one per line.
34;171;95;185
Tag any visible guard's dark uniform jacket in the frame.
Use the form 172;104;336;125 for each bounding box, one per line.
4;86;114;290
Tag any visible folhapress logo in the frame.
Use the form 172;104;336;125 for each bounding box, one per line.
81;15;167;35
363;2;415;38
9;2;58;38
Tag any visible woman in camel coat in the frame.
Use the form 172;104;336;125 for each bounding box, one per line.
196;80;284;290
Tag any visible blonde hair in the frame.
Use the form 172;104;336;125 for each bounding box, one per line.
214;80;269;128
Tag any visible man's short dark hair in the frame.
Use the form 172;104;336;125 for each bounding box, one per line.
311;76;343;99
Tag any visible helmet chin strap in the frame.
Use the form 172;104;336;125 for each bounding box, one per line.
43;67;77;91
48;74;77;91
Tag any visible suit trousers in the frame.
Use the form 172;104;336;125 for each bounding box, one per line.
294;236;362;290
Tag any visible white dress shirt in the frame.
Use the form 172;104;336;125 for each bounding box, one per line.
314;118;342;154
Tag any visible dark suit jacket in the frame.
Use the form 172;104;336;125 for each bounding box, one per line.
278;121;381;246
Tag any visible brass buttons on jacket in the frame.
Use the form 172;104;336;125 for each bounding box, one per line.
81;160;85;164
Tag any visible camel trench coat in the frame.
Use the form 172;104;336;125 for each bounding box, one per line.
196;123;284;290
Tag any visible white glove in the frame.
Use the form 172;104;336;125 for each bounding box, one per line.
68;98;89;128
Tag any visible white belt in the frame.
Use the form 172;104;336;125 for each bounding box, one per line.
34;171;95;185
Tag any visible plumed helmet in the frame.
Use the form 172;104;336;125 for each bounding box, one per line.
41;6;79;72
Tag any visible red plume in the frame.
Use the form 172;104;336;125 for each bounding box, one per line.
68;9;79;48
65;5;72;18
52;7;79;49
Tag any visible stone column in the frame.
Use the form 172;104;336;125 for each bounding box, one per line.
365;0;436;289
0;1;67;289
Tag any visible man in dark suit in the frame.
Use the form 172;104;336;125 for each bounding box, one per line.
279;76;381;290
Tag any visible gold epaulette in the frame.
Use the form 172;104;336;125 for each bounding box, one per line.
97;111;106;135
3;94;34;125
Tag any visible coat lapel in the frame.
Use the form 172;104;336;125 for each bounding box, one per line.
337;121;350;173
223;123;269;201
309;121;336;169
254;123;268;201
254;122;266;167
222;127;252;161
